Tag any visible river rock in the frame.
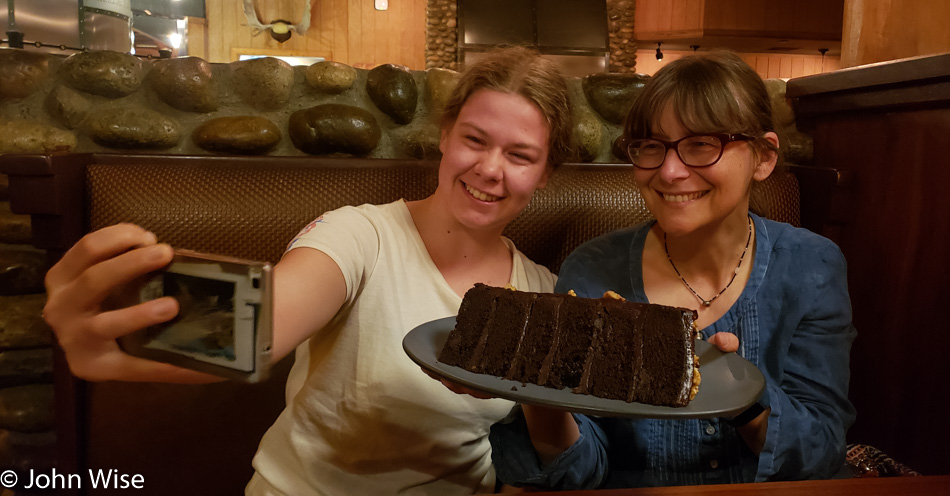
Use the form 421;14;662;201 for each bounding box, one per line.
0;294;52;349
783;128;814;165
45;85;91;129
0;244;47;296
59;50;145;98
0;121;75;155
289;104;381;156
0;203;31;244
0;429;55;466
149;57;218;113
611;134;628;162
574;106;604;162
583;73;650;124
0;349;53;387
0;429;56;473
85;107;181;150
366;64;418;125
393;125;441;159
0;50;50;99
765;78;796;129
231;57;295;110
192;116;281;155
0;385;54;433
304;61;357;93
425;67;460;113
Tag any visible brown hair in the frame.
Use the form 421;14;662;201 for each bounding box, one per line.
441;46;575;168
623;50;779;161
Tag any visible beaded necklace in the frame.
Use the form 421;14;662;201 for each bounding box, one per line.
663;215;753;307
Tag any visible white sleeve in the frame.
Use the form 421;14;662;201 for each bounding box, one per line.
284;205;381;304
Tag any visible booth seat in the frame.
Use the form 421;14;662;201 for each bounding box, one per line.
0;153;849;495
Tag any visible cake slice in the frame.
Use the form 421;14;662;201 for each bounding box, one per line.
438;284;700;407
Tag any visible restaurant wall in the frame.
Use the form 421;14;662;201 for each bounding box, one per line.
841;0;950;68
634;49;841;77
198;0;428;69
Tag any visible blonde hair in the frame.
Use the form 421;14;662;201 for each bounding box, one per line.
441;46;575;168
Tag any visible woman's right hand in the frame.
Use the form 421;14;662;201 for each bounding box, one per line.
43;224;219;383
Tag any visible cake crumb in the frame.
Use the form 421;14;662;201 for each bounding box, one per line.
603;290;625;301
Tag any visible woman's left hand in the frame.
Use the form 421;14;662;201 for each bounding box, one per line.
709;331;769;453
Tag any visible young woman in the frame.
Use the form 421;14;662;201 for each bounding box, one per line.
41;46;575;495
485;51;856;489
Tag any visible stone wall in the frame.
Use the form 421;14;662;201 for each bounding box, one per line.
606;0;638;73
0;174;56;475
0;48;811;164
426;0;459;71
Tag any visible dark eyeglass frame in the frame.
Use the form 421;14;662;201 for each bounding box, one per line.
622;133;757;170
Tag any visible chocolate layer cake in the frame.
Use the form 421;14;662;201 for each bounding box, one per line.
438;284;701;407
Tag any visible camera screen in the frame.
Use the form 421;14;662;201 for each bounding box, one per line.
141;271;238;365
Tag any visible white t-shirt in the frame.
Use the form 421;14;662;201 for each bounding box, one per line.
248;200;556;495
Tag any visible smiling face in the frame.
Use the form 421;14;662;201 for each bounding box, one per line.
434;88;552;234
635;102;777;237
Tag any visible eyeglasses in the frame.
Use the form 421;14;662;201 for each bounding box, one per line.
622;133;756;170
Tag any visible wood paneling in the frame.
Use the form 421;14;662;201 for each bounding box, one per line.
203;0;425;69
634;49;839;78
635;0;705;37
636;0;842;40
186;16;208;60
841;0;950;68
788;53;950;476
702;0;841;39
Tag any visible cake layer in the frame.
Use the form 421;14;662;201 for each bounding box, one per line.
438;284;700;407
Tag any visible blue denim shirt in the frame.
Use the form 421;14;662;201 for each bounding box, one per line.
490;214;856;489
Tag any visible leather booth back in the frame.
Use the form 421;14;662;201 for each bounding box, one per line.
86;156;799;273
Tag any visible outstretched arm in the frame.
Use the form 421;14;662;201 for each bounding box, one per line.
44;224;350;383
269;247;347;362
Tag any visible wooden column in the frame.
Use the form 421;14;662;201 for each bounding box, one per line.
787;53;950;476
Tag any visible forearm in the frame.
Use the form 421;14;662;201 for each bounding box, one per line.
490;408;609;490
736;407;770;454
522;404;580;464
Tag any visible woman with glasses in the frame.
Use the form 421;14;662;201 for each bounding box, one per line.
485;50;856;489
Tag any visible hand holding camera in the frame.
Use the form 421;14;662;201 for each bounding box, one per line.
43;224;273;383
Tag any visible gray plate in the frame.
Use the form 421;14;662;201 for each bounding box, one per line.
404;316;766;419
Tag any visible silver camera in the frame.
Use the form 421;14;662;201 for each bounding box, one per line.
119;250;274;382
